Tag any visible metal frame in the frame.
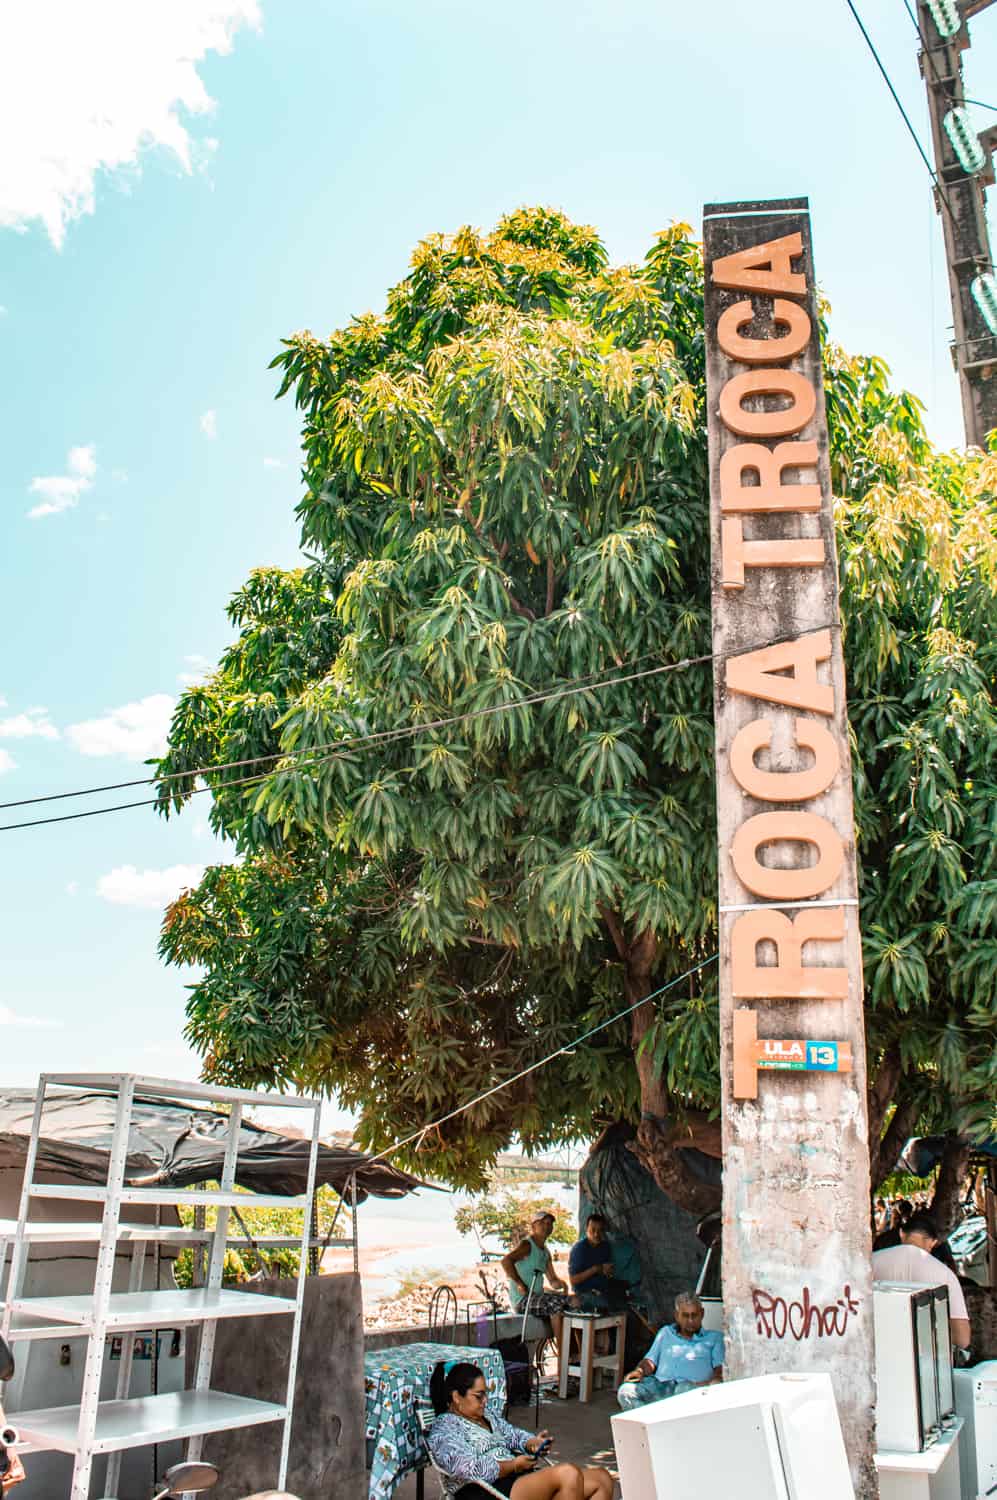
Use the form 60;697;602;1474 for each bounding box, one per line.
0;1073;325;1498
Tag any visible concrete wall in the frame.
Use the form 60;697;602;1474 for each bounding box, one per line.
196;1273;364;1500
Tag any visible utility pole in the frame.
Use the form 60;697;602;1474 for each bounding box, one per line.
917;0;997;447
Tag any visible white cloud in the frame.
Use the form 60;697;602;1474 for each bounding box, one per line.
27;442;96;519
66;692;174;759
0;2;261;249
65;880;79;896
262;456;285;469
0;706;59;740
200;409;217;439
97;862;206;910
0;749;16;774
0;1005;61;1029
177;653;213;687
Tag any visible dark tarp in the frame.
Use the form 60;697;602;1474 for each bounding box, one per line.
0;1089;431;1202
578;1122;720;1324
902;1134;997;1178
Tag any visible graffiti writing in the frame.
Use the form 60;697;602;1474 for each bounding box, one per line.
752;1284;860;1340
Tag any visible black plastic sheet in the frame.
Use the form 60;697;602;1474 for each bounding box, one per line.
0;1088;431;1202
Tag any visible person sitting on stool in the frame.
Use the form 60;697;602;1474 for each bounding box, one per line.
617;1292;723;1410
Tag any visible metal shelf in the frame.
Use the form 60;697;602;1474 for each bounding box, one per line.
0;1219;349;1251
13;1389;287;1455
39;1072;318;1110
0;1218;210;1247
3;1071;323;1497
28;1185;309;1209
6;1287;297;1332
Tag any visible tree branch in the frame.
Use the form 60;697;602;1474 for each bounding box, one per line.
599;905;629;961
503;586;537;622
545;558;557;616
931;1134;970;1235
867;1041;902;1154
871;1092;921;1192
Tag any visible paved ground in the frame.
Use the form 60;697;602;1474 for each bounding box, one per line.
392;1384;621;1499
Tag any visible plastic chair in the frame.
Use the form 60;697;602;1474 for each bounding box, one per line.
414;1402;551;1500
428;1284;459;1345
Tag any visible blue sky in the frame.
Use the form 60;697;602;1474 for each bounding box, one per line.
1;0;994;1117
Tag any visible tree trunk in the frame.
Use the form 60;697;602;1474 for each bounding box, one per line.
867;1042;902;1161
625;936;722;1219
930;1134;970;1236
870;1092;921;1192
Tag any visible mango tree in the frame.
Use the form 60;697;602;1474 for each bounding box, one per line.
157;208;997;1220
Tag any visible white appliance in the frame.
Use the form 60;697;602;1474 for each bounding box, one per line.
611;1371;854;1500
953;1361;997;1500
933;1286;955;1424
874;1281;952;1453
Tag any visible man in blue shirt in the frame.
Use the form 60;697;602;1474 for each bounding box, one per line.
617;1291;723;1410
568;1213;615;1300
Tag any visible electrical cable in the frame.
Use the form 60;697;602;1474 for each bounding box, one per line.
899;0;997;117
0;623;840;832
0;654;711;830
844;0;959;229
0;649;682;811
364;951;720;1167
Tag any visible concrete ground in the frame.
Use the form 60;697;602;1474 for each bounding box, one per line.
392;1384;621;1500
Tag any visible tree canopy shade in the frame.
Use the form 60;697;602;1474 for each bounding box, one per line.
156;208;997;1211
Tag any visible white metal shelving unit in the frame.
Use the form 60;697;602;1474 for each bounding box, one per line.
0;1072;324;1499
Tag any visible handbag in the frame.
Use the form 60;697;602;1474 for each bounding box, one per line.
489;1273;538;1407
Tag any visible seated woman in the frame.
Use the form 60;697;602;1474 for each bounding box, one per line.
428;1361;614;1500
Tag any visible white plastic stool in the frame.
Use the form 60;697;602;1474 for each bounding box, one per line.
558;1310;626;1402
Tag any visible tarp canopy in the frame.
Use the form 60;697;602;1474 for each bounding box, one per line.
0;1088;431;1202
902;1134;997;1178
578;1122;720;1323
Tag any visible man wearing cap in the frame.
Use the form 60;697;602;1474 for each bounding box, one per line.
502;1212;570;1354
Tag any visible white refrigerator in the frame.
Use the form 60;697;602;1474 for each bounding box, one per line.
953;1361;997;1500
611;1371;854;1500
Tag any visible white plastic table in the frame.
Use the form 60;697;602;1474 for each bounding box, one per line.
558;1311;626;1403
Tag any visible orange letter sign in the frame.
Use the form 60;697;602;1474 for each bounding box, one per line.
725;629;834;715
728;716;840;802
719;441;820;514
716;298;811;364
710;232;806;297
731;905;848;999
730;811;844;900
718;370;816;438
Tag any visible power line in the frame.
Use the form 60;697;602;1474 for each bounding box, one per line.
844;0;959;229
0;654;706;828
0;624;840;833
0;653;712;832
0;650;678;812
365;952;720;1167
899;0;997;117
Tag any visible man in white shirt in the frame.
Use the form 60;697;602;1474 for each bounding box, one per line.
872;1211;971;1349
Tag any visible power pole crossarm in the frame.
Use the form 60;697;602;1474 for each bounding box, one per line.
918;0;997;447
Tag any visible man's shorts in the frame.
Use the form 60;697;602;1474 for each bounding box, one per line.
522;1291;570;1319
